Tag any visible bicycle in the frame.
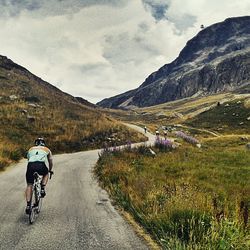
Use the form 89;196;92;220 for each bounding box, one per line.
28;170;53;224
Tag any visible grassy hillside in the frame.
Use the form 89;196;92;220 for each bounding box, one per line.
0;56;146;169
95;137;250;249
96;90;250;249
185;98;250;134
102;92;250;135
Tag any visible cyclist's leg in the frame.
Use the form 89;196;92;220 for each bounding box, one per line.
39;175;48;197
42;173;49;186
25;163;35;200
25;185;33;202
36;162;49;197
25;163;35;213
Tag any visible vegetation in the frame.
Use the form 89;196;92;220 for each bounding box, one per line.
97;91;250;249
102;93;250;135
185;99;250;134
95;137;250;249
97;88;250;249
1;56;250;249
0;63;146;170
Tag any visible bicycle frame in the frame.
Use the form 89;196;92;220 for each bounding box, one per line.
28;170;53;224
29;172;43;224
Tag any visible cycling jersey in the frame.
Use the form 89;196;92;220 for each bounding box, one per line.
26;146;52;185
27;146;52;165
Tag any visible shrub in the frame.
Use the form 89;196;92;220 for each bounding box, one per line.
155;137;174;152
175;131;200;146
24;96;40;103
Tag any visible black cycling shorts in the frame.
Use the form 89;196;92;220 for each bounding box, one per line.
26;161;48;185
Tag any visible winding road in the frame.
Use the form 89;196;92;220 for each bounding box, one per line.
0;125;155;250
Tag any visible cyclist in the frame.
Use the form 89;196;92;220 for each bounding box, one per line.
25;138;53;214
164;130;168;140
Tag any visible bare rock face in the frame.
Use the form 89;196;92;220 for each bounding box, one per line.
98;16;250;109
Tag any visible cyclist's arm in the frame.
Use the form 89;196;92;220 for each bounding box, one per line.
47;152;53;171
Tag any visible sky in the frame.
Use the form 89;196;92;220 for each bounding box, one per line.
0;0;249;103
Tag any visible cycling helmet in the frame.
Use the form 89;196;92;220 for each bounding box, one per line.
35;137;45;146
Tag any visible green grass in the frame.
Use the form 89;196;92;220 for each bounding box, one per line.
102;94;250;137
95;138;250;249
185;100;250;134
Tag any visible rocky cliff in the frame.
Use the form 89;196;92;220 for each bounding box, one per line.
98;16;250;109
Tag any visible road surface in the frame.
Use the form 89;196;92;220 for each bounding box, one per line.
0;125;155;250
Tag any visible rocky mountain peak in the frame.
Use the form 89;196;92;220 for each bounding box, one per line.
98;16;250;109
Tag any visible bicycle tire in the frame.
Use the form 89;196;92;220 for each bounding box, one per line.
34;184;42;214
37;196;42;214
29;191;36;224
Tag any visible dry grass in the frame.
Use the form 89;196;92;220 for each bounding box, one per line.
0;65;146;169
102;92;250;136
121;210;161;250
95;79;250;249
244;98;250;108
95;137;250;249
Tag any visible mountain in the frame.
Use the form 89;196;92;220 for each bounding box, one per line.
98;16;250;109
0;55;145;169
75;96;97;108
0;55;92;107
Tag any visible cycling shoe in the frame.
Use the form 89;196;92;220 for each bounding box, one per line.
25;205;31;214
41;189;46;198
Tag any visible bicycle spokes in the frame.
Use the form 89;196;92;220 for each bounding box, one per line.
28;172;43;224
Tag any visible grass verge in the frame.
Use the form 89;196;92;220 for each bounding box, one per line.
95;138;250;249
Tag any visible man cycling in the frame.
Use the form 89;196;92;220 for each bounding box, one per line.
25;138;53;214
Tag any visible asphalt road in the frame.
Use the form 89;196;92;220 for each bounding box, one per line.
0;125;155;250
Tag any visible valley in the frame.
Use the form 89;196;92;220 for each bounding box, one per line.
0;14;249;250
96;92;250;249
0;55;146;170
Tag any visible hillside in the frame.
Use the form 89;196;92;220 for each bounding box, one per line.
0;55;145;169
185;97;250;134
98;16;250;109
101;91;249;134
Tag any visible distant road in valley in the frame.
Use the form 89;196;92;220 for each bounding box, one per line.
0;125;153;250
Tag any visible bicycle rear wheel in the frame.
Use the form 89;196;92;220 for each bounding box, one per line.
36;197;42;214
29;192;36;224
33;185;42;214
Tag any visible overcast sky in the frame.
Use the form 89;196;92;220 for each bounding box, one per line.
0;0;249;103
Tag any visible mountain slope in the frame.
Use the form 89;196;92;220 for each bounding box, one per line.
0;55;145;168
98;16;250;109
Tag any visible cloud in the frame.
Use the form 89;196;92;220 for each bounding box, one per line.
0;0;128;18
165;0;250;30
75;62;109;74
0;0;249;103
142;0;197;32
142;0;170;21
171;14;197;32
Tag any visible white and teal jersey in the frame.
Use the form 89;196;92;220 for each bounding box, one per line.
27;146;52;164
